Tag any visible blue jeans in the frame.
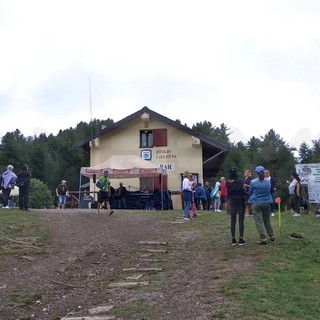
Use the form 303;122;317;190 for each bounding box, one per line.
183;190;192;218
58;195;67;205
184;200;191;218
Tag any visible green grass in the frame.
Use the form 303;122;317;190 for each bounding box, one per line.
207;211;320;320
0;208;52;256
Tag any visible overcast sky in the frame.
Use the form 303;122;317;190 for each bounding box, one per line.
1;0;319;148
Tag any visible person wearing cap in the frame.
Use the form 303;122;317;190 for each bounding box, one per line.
96;170;113;215
247;166;276;245
56;179;69;209
1;164;17;209
226;168;246;245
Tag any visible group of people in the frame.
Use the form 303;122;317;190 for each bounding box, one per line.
226;166;277;245
182;166;282;245
0;164;31;210
190;177;227;212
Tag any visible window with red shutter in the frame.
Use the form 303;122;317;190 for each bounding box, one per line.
153;129;167;147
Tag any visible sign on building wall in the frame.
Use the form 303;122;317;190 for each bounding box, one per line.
295;163;320;203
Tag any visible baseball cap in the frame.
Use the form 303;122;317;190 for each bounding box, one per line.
255;165;265;173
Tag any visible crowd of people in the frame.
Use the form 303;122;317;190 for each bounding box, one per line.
181;165;309;245
0;163;314;242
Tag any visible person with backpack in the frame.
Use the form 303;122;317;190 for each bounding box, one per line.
194;182;207;210
211;181;221;212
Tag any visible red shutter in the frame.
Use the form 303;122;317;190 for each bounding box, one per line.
153;129;167;147
154;175;167;190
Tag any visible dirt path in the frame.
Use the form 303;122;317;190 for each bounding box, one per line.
0;209;252;320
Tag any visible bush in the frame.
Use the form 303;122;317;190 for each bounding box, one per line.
29;178;54;209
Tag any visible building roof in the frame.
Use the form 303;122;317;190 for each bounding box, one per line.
80;106;229;177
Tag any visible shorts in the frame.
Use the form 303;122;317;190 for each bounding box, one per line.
58;195;67;205
220;195;227;204
98;190;110;203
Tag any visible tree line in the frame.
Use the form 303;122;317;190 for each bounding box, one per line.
0;119;319;207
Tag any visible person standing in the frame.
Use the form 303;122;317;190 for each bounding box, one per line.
219;177;227;211
97;171;113;215
204;182;212;210
264;169;276;216
1;165;17;209
194;182;207;210
16;164;32;211
115;182;127;209
56;179;68;209
182;171;193;221
212;181;221;212
288;172;301;217
226;168;246;245
248;166;276;245
243;169;253;216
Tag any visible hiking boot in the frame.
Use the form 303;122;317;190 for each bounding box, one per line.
257;239;267;245
238;238;247;246
231;238;238;245
270;236;276;243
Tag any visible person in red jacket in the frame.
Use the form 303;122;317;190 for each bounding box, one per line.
220;177;227;211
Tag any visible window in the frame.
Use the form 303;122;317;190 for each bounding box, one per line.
140;130;153;147
154;129;167;147
140;129;167;148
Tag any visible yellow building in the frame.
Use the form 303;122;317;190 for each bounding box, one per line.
81;106;229;210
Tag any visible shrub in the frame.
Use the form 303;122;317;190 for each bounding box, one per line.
29;178;54;209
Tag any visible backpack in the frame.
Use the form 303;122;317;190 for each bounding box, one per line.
210;187;218;199
196;187;202;195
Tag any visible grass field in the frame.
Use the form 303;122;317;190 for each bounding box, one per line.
0;208;319;320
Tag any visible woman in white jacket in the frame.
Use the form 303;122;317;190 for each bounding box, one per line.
1;164;17;208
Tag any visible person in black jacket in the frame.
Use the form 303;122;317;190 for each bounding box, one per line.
16;164;32;211
115;182;127;209
226;168;246;246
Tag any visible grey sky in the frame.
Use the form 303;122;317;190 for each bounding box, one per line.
1;0;319;148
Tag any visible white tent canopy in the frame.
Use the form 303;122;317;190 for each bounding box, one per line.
80;155;165;179
79;155;166;209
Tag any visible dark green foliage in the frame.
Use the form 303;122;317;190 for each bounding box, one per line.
29;178;54;209
0;118;319;211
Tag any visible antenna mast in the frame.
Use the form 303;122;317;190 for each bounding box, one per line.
89;75;94;141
